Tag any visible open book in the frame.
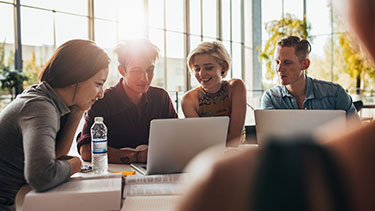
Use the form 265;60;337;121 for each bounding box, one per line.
123;173;187;198
23;173;124;211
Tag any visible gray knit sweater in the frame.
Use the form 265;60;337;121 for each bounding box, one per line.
0;82;72;209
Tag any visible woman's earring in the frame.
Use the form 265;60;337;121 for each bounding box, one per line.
221;71;225;75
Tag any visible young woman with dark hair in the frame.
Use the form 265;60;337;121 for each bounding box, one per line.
0;39;110;210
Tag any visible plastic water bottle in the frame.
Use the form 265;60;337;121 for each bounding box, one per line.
91;117;108;174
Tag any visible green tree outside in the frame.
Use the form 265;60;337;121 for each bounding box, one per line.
337;33;375;94
23;52;43;87
259;12;375;97
259;13;311;85
0;41;28;101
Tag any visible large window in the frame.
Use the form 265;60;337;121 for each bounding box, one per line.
0;2;15;109
0;0;250;119
0;3;14;67
19;1;89;89
261;0;367;91
1;0;373;120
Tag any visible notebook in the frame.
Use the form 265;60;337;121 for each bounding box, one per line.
131;116;229;175
254;109;346;146
23;173;123;211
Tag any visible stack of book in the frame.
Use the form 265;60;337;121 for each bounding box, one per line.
23;173;123;211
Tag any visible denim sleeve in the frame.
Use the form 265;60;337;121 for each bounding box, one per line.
261;91;275;109
335;86;358;116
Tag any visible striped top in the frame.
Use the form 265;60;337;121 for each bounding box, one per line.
198;81;231;117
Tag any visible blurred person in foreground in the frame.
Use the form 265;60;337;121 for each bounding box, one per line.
178;0;374;210
0;40;110;210
77;39;177;164
182;41;247;146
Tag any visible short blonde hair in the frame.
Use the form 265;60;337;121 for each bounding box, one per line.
114;39;159;69
187;41;231;77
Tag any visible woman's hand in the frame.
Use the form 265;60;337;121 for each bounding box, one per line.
65;156;82;175
55;105;85;157
69;105;85;117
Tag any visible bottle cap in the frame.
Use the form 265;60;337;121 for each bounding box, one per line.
94;117;104;122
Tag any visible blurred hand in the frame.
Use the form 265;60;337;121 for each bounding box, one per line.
135;145;148;151
119;150;138;164
137;146;148;163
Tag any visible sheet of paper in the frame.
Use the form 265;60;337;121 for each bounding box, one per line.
125;173;186;184
123;173;187;198
122;195;182;211
124;183;183;197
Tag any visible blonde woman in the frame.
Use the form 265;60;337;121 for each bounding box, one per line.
182;41;246;146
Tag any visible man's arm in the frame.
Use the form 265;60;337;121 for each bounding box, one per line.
80;144;139;164
335;87;359;117
135;145;148;163
76;109;96;153
76;100;109;154
162;89;179;118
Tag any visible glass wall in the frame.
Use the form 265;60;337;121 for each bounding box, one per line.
19;1;89;89
0;3;14;68
0;0;249;118
2;0;372;120
0;2;15;109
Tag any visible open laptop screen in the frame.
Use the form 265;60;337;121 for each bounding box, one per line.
135;116;229;175
254;110;346;146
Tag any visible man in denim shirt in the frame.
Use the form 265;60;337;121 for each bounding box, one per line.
261;36;357;116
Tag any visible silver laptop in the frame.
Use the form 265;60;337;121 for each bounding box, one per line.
254;109;346;146
131;116;230;175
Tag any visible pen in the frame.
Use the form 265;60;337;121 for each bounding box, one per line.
112;170;136;177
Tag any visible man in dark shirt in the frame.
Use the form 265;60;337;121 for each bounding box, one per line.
77;39;178;164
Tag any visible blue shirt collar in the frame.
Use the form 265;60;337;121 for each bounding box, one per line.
281;74;315;99
305;75;315;100
281;85;292;98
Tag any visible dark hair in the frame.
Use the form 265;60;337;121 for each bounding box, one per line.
277;36;312;60
39;39;110;88
114;39;159;69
